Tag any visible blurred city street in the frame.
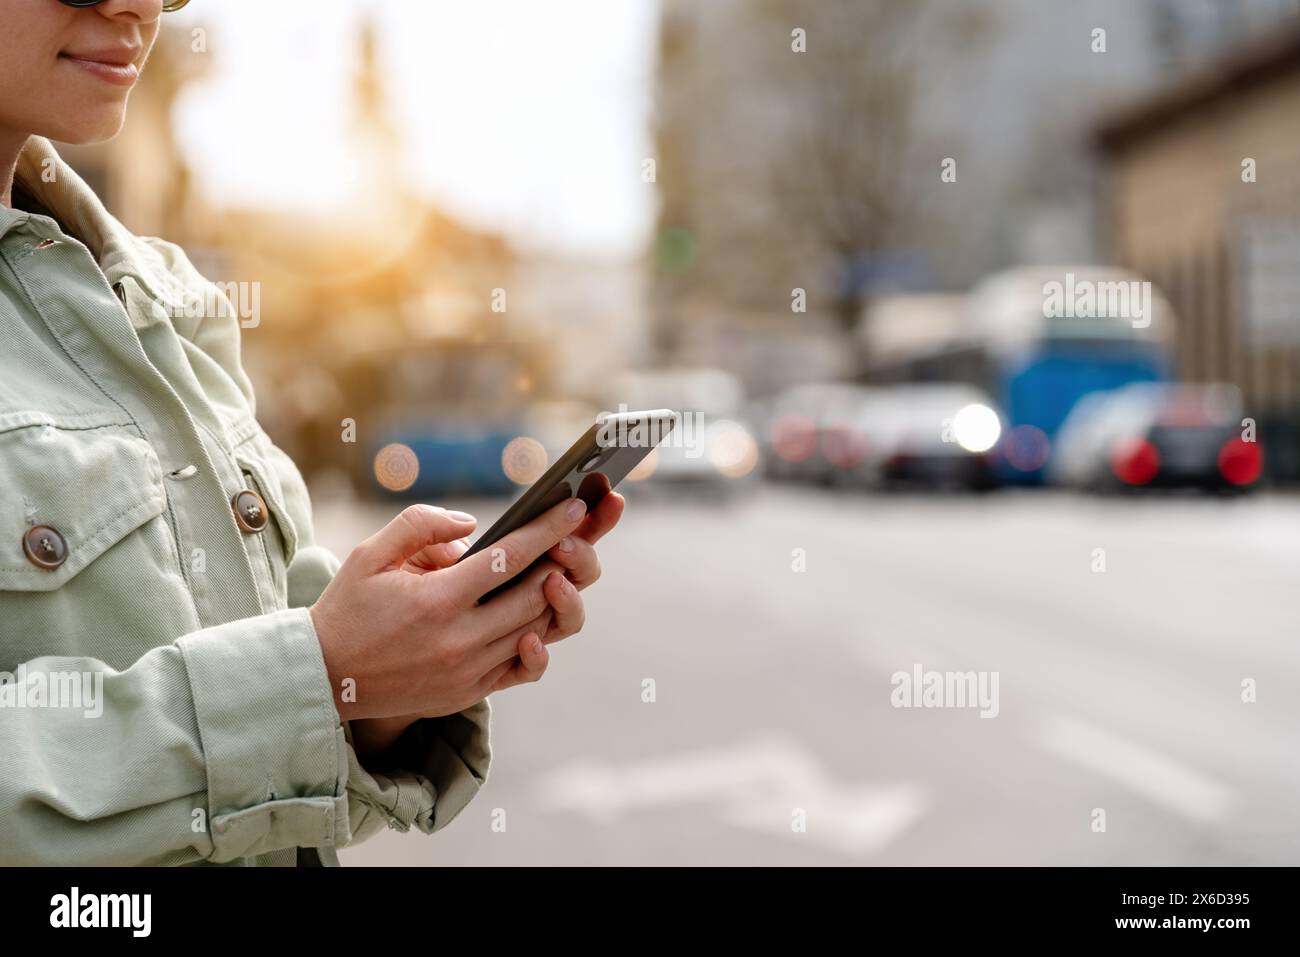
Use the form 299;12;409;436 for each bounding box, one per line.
7;0;1300;883
326;485;1300;866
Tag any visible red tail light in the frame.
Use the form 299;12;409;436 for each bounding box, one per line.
821;425;868;468
1217;438;1262;486
772;414;816;463
1110;438;1160;485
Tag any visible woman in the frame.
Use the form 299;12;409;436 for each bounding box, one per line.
0;0;623;866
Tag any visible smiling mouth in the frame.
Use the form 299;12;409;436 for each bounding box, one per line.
59;51;141;87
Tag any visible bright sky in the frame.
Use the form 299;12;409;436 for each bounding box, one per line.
170;0;659;258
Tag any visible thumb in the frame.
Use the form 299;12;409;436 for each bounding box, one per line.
359;504;477;571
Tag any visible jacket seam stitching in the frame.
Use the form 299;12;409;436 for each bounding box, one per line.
0;496;162;571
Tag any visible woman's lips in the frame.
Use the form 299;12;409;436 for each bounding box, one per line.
60;53;140;87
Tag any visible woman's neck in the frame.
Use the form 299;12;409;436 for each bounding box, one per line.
0;131;31;209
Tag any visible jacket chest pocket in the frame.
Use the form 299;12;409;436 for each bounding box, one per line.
0;412;177;666
0;412;169;591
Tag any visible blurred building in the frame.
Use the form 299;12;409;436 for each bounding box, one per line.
1095;25;1300;478
651;0;1300;400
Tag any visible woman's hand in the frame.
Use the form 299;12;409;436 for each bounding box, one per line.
310;496;594;726
346;492;625;755
542;490;625;591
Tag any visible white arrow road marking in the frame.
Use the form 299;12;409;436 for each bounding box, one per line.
534;735;928;857
535;736;820;818
724;783;929;855
1035;713;1234;825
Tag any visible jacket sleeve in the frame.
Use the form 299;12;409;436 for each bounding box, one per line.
283;531;492;847
269;521;494;849
146;235;493;848
0;607;349;865
0;603;490;865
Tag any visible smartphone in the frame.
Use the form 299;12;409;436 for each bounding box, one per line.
458;409;677;602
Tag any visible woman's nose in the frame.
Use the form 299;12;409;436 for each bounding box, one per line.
91;0;166;25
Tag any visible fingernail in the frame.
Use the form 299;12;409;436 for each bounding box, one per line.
531;634;545;655
557;536;574;553
447;539;470;558
566;498;587;521
447;510;475;522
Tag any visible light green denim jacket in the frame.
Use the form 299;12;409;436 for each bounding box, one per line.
0;137;491;866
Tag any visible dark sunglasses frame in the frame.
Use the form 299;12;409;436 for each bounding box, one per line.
60;0;191;10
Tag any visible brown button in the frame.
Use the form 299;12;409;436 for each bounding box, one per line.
23;525;68;570
232;489;269;533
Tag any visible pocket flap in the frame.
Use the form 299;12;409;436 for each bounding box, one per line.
0;414;167;591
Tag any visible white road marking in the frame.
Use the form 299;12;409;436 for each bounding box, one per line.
725;783;929;855
534;735;928;857
535;736;821;818
1035;713;1233;824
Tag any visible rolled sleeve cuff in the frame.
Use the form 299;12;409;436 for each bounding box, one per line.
177;606;351;863
342;698;492;840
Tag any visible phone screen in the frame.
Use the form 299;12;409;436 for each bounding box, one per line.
458;409;676;600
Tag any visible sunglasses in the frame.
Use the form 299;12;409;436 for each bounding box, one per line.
60;1;191;10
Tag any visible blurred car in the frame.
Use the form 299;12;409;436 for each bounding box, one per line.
759;382;876;485
370;421;520;498
1049;383;1262;492
355;342;536;498
857;268;1174;485
607;368;761;496
847;383;1003;491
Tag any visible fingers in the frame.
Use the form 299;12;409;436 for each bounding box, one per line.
481;632;549;695
403;536;471;574
356;505;476;572
482;569;584;665
542;570;586;639
546;534;601;590
575;491;625;545
473;567;588;695
447;497;588;602
478;605;553;671
470;558;562;638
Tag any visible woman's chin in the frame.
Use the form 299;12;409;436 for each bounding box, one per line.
41;108;128;146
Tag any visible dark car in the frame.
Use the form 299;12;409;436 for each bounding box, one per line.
1050;383;1262;492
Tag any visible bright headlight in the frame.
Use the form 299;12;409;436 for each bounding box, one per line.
708;421;759;478
952;403;1001;453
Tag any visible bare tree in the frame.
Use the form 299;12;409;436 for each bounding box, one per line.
753;0;991;328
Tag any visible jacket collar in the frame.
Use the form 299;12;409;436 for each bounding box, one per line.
2;136;189;312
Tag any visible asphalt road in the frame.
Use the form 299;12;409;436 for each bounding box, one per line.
314;483;1300;866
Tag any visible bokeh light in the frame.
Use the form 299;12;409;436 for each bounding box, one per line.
1110;437;1160;485
709;421;760;478
1003;424;1051;472
952;403;1001;453
1218;438;1263;486
820;424;868;468
772;414;817;463
502;436;549;485
373;443;419;492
